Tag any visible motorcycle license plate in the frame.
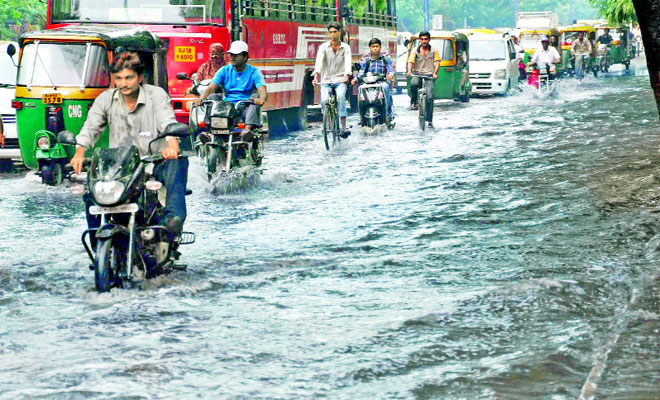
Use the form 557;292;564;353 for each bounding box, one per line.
89;203;138;215
42;92;63;104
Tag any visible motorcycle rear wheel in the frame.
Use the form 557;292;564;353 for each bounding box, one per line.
95;238;120;293
207;147;219;181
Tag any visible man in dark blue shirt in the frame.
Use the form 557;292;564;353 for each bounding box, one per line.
352;38;394;121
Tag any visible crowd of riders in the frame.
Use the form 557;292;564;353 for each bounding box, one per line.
69;22;456;243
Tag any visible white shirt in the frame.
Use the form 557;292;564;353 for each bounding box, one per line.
531;46;560;66
313;41;352;84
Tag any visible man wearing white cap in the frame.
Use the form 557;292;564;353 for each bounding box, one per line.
530;36;560;70
196;40;268;133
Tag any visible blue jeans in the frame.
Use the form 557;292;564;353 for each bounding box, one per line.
85;158;189;230
379;81;393;119
321;83;348;118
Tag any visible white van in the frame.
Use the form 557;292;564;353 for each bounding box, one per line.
0;41;19;162
468;34;520;95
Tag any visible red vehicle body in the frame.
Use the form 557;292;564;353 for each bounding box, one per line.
47;0;397;132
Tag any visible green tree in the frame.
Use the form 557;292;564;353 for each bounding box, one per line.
0;0;46;41
589;0;637;24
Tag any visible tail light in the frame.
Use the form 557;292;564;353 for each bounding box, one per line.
46;106;64;134
11;100;22;109
237;122;245;129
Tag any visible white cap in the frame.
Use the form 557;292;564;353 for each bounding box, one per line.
227;40;249;54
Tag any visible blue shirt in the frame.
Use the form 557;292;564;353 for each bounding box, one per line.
211;64;266;104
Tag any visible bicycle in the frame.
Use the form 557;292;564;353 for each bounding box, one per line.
412;74;433;131
322;86;341;150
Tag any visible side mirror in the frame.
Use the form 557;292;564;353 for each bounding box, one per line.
57;130;77;146
159;123;189;139
353;62;361;71
404;39;410;47
176;72;190;80
6;43;16;57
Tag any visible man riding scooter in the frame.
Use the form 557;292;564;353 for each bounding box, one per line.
529;36;560;78
571;32;592;79
351;38;395;127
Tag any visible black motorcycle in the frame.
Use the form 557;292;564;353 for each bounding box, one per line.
60;125;195;293
189;97;264;182
357;73;393;133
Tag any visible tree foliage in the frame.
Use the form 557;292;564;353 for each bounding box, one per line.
588;0;636;24
396;0;598;32
0;0;46;41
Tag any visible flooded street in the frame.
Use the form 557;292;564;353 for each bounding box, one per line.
2;64;660;399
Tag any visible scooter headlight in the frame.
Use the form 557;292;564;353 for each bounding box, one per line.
211;117;229;129
494;69;507;79
93;180;125;205
37;136;50;150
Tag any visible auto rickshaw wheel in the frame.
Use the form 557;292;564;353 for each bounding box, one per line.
41;163;63;186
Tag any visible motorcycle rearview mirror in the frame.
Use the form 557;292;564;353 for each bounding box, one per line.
404;39;410;47
353;62;361;71
159;123;189;138
6;43;16;57
176;72;191;80
6;43;17;67
57;130;77;146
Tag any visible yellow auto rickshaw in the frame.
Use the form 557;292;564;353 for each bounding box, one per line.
519;28;560;65
595;25;632;71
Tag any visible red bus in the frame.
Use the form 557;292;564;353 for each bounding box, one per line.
47;0;397;133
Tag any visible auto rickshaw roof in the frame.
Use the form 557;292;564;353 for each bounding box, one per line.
454;28;498;36
412;30;468;42
19;26;162;52
560;25;595;33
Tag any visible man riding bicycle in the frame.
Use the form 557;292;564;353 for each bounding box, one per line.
312;21;352;138
351;37;394;123
571;32;592;78
406;30;440;129
196;40;269;137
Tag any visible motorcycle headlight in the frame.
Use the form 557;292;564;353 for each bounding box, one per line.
494;69;507;79
37;136;50;150
93;180;125;205
211;117;229;129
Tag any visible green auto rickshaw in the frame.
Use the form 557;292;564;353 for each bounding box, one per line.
595;25;632;71
13;26;167;185
406;31;471;102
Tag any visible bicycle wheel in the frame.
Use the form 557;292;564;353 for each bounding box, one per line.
323;108;336;150
418;94;426;131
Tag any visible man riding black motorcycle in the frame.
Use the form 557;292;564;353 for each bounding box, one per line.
194;40;268;137
71;52;189;237
351;37;395;123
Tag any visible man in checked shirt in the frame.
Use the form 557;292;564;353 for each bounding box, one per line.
351;38;395;123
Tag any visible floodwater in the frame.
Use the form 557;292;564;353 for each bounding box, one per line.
1;62;660;399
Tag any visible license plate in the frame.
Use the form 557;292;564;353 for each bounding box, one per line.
89;203;138;215
212;130;231;135
42;92;63;104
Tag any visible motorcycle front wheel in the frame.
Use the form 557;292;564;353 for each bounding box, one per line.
95;238;120;293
